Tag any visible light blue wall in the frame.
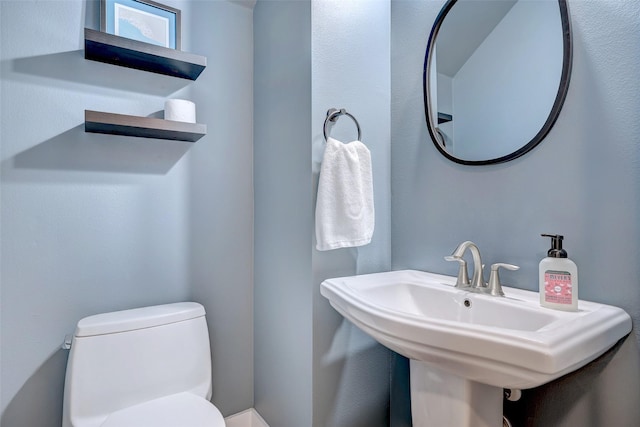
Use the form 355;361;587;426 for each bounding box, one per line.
311;1;392;426
253;1;314;425
392;0;640;425
185;0;254;416
254;1;392;426
1;0;254;424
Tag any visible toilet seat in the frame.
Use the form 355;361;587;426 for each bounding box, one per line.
100;392;225;427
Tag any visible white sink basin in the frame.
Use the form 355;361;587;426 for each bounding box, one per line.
321;269;632;390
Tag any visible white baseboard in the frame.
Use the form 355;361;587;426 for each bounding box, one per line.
224;408;269;427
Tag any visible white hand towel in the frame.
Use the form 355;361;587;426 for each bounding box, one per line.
315;136;374;251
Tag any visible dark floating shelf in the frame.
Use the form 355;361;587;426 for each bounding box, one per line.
85;110;207;142
438;112;453;124
84;28;207;80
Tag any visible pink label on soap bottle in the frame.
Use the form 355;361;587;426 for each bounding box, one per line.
544;270;572;304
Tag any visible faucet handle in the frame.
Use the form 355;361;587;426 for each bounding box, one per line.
487;263;520;297
445;255;470;288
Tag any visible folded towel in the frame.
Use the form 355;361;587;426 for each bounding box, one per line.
315;136;374;251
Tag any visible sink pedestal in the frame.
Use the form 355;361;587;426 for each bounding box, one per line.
410;360;503;427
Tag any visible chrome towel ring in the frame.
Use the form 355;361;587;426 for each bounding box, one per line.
323;108;362;141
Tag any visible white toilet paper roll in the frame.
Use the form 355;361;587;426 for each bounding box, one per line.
164;99;196;123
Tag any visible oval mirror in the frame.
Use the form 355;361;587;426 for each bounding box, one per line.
423;0;572;165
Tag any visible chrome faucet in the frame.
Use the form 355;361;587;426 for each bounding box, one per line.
445;241;485;289
445;241;519;297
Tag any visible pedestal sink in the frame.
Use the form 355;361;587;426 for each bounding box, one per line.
320;270;632;427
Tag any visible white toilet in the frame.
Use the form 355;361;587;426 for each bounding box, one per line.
62;302;226;427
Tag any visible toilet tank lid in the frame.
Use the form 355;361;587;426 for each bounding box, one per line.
75;302;206;337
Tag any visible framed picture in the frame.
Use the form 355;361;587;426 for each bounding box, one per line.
101;0;181;50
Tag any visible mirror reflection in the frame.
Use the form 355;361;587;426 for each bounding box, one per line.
424;0;571;165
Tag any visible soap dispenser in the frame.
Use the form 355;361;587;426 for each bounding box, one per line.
539;234;578;311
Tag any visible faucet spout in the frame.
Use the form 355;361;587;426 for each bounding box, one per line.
450;241;485;288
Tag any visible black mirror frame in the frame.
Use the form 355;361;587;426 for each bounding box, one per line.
423;0;573;166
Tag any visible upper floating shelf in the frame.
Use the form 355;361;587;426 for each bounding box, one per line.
84;28;207;80
438;112;453;124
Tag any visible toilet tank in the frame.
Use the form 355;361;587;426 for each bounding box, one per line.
63;302;212;427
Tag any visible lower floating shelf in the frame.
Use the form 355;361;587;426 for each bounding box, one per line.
437;112;453;124
85;110;206;142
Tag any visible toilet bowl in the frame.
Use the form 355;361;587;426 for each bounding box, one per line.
62;302;225;427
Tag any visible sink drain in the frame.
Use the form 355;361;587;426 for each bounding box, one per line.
463;298;472;308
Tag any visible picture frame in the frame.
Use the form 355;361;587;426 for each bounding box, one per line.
100;0;181;50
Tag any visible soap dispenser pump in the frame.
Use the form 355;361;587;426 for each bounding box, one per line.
539;234;578;311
